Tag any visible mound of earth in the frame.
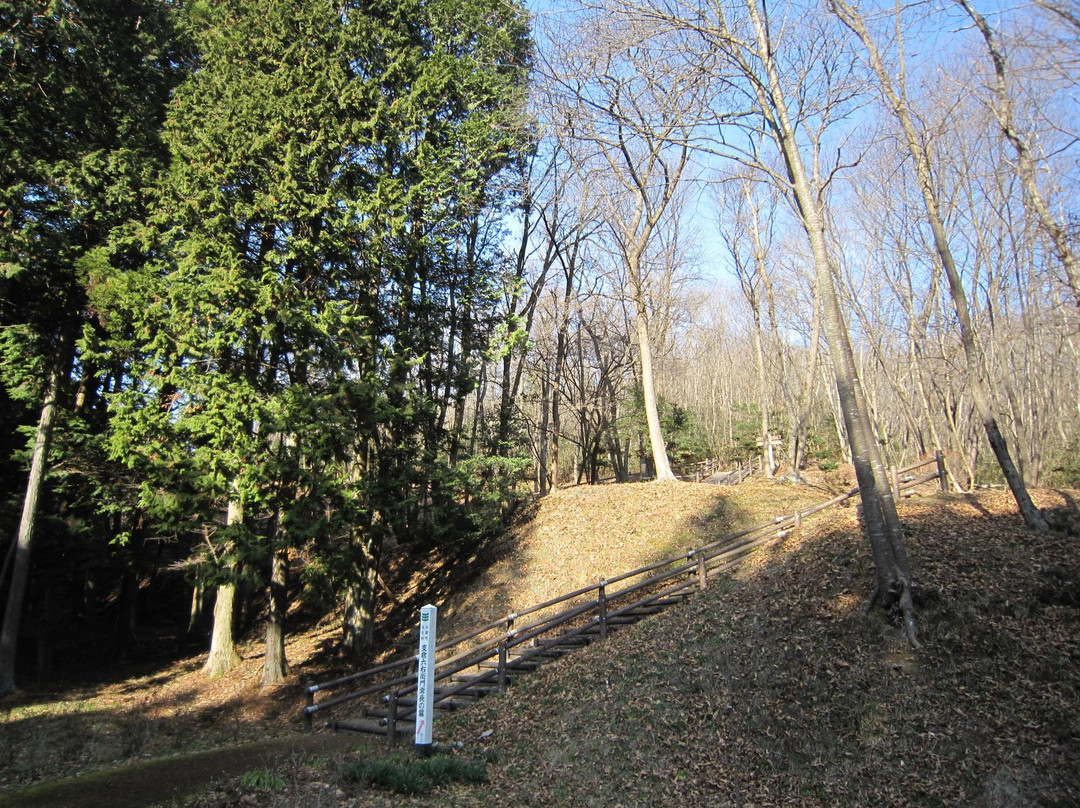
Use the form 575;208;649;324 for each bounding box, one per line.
435;477;835;640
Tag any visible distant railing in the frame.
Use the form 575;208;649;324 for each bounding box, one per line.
303;451;947;736
682;454;763;483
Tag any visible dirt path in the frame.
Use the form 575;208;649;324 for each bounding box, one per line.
0;733;362;808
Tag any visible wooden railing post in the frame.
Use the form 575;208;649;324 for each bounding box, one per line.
598;580;608;641
697;552;707;591
498;640;508;695
795;509;802;528
890;465;900;500
386;691;398;747
304;683;315;733
936;449;948;493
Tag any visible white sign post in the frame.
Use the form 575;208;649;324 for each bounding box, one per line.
414;604;437;753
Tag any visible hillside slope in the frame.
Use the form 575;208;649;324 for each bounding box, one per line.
3;480;1077;808
429;487;1080;808
434;478;831;640
335;484;1079;808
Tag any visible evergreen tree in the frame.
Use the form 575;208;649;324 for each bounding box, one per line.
0;0;185;695
109;0;532;674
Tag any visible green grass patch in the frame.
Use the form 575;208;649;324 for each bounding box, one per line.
340;752;488;794
239;768;285;790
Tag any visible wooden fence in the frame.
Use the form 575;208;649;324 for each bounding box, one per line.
683;454;764;483
302;451;947;737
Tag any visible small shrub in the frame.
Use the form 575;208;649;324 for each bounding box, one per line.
240;768;286;790
340;752;488;794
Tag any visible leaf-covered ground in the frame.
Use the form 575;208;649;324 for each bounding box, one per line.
2;477;1078;807
428;488;1079;808
264;483;1078;808
435;477;832;640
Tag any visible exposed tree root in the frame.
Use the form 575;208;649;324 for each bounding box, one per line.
863;580;921;649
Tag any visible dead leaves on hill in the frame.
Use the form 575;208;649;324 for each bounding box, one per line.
410;486;1080;808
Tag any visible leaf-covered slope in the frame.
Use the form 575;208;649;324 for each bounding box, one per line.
411;487;1079;807
436;479;831;639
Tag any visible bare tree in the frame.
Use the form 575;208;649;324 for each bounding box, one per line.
608;0;918;639
830;0;1050;532
954;0;1080;310
717;174;779;475
542;11;712;481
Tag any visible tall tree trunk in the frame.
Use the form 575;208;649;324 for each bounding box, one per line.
181;573;208;654
203;581;242;677
538;372;551;494
341;529;379;660
0;366;61;696
202;498;243;678
742;0;917;642
788;283;821;477
262;535;289;685
762;263;802;477
550;268;575;493
751;309;774;477
630;270;677;482
115;517;145;662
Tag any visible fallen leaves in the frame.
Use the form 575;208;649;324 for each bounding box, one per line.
5;480;1076;808
414;485;1080;808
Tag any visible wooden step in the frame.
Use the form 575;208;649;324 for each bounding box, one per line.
448;672;497;685
546;635;592;648
445;680;500;697
530;645;575;659
653;595;688;606
477;657;540;671
367;697;475;716
602;615;647;625
364;702;468;721
330;718;406;736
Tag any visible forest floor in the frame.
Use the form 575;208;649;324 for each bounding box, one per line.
1;471;1078;807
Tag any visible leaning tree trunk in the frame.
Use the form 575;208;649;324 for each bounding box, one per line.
956;0;1080;311
0;367;61;696
202;498;244;678
743;0;917;642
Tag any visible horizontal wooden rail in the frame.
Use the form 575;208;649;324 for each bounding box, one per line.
303;453;945;733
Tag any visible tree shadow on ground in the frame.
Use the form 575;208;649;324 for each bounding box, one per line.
482;487;1080;808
